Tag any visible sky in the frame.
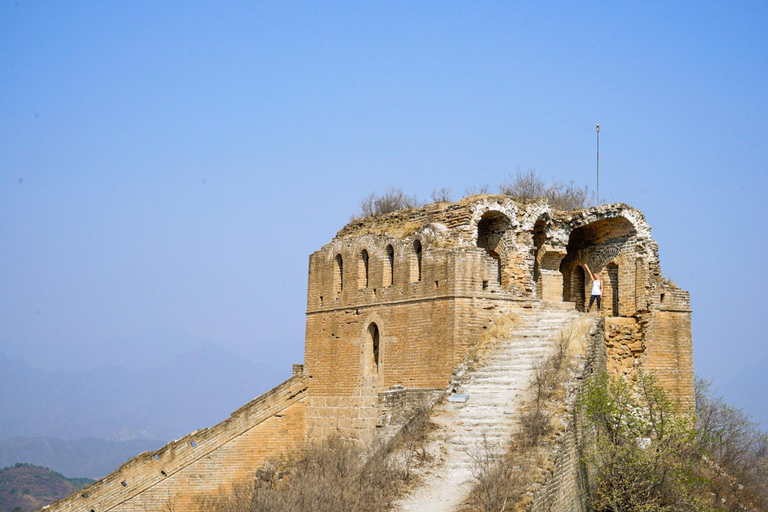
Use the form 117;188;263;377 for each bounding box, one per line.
2;2;767;426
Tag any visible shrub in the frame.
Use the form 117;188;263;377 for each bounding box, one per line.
544;179;592;211
580;372;768;511
195;436;408;512
195;407;439;512
352;187;422;220
695;378;768;509
498;168;593;210
430;187;454;203
463;184;491;196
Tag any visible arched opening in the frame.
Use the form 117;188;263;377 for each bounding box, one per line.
477;211;511;285
364;322;381;376
334;254;343;295
575;265;586;311
359;250;369;288
607;262;619;316
411;240;423;282
385;245;394;286
532;218;546;292
561;216;636;313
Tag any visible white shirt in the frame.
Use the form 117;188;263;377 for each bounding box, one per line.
591;279;602;296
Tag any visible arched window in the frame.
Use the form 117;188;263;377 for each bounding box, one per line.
532;218;546;287
411;240;423;282
359;250;369;288
334;254;343;295
364;322;381;376
385;245;394;286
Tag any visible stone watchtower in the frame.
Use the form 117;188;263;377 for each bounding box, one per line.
304;196;694;441
45;195;693;512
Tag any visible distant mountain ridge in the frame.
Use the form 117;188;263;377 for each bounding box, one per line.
0;344;281;443
0;463;93;512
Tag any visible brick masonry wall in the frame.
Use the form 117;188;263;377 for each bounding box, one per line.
44;375;308;512
605;317;643;377
643;308;695;407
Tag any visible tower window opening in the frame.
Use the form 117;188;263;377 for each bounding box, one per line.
412;240;423;282
365;322;381;376
334;254;343;294
360;250;369;288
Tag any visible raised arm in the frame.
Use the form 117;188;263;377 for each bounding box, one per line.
584;263;593;281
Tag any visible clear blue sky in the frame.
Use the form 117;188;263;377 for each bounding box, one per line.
2;2;766;422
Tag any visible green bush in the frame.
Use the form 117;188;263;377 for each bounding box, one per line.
580;372;768;511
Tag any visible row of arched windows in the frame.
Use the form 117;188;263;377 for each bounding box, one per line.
333;241;423;294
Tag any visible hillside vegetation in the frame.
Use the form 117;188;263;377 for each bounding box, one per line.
580;373;768;511
0;464;92;512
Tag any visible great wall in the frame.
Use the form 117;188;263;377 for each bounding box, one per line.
43;195;693;512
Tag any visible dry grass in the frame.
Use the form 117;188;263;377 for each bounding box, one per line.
351;221;423;239
471;312;521;364
385;403;438;483
662;276;679;289
194;405;437;512
195;437;405;512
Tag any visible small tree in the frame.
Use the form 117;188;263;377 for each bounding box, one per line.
695;378;768;508
580;372;712;511
430;187;453;203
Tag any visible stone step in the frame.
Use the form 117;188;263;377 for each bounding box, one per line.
395;309;588;512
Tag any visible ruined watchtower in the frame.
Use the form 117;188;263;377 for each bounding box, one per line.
304;196;694;441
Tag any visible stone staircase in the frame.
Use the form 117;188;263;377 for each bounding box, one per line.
394;306;582;512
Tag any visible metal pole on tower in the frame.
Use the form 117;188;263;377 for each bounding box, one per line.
596;123;600;205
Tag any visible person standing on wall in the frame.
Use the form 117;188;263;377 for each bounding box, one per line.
584;263;602;313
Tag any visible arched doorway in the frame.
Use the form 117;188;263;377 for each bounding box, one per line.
561;216;636;315
607;263;619;316
574;265;586;311
477;211;511;286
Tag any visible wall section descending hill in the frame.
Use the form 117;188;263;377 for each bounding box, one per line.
43;370;308;512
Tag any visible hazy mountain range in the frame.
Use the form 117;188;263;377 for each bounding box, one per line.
0;344;282;478
0;438;161;481
0;344;280;442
